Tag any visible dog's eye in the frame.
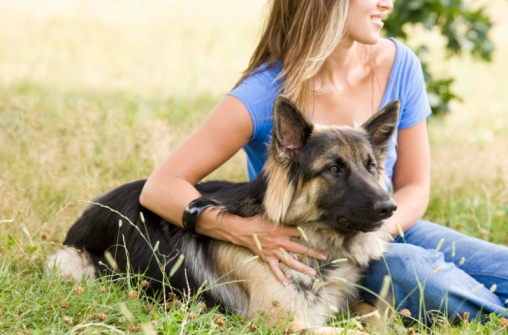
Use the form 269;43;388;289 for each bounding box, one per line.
368;162;377;173
328;165;340;173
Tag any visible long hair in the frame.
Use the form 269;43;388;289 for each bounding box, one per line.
235;0;350;113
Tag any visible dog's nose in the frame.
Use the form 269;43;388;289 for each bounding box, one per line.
373;199;397;219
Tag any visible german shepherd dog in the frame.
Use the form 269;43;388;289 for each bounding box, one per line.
46;96;399;333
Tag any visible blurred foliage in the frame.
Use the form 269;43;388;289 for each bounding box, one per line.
385;0;494;115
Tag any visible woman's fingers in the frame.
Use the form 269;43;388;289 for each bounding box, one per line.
238;215;329;284
273;226;327;261
265;251;316;287
267;257;290;286
277;249;317;276
265;245;318;277
280;238;327;261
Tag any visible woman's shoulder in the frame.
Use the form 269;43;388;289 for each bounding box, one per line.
376;38;431;128
235;63;283;91
227;63;283;142
229;63;283;112
372;38;420;70
229;63;282;111
372;38;396;63
372;38;426;91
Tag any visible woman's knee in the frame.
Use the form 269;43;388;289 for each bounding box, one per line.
360;243;434;298
360;243;506;324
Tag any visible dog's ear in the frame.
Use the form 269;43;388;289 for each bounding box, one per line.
361;99;400;153
272;95;313;163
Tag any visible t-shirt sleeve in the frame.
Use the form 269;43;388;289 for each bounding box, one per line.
227;68;282;142
397;44;432;129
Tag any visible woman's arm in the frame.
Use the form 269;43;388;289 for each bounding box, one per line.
139;95;326;285
140;96;253;224
386;120;431;236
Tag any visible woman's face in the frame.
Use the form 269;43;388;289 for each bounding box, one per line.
344;0;393;45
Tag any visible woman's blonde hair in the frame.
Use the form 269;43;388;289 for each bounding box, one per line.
236;0;350;113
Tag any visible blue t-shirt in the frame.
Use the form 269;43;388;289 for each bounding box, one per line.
228;38;432;187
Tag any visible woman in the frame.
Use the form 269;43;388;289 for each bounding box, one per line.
140;0;508;324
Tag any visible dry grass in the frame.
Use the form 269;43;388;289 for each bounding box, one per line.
2;0;505;243
0;0;263;97
0;0;264;244
420;0;508;240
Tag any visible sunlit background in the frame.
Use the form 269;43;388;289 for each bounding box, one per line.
1;0;507;252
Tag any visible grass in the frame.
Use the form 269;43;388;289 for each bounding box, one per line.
1;0;508;333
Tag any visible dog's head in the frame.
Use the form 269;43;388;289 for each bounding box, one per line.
264;95;399;234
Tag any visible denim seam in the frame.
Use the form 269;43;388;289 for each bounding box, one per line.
467;273;508;281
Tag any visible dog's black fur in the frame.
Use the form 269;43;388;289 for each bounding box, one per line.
47;96;399;332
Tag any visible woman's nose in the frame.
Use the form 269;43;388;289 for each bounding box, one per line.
378;0;394;11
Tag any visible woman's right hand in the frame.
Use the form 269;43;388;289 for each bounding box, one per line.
140;96;327;285
196;209;327;286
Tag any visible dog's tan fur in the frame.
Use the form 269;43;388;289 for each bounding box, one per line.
204;99;399;333
47;96;400;334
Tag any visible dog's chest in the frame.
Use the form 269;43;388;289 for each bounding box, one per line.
287;261;362;313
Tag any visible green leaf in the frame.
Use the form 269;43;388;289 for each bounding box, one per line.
384;0;494;116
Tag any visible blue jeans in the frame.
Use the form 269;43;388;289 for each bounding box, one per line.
360;220;508;324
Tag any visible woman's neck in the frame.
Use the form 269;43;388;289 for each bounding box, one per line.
317;42;372;93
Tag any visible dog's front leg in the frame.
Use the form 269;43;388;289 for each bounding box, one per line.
351;300;393;333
